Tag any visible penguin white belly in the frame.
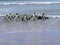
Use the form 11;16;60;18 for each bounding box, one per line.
31;16;37;20
24;16;27;21
14;16;18;21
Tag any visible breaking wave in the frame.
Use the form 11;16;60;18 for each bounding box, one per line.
38;14;60;18
0;1;60;5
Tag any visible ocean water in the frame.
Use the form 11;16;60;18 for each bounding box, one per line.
0;0;60;16
0;0;60;45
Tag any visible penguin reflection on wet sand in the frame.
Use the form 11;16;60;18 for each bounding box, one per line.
22;14;28;21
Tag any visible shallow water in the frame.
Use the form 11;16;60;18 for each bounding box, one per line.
0;17;60;45
0;17;60;33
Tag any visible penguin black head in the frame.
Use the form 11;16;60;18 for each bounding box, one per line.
6;15;8;16
16;13;19;15
43;13;45;15
33;12;36;14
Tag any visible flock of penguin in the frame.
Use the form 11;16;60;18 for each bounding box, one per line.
4;12;49;22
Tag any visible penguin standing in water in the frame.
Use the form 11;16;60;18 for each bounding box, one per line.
8;13;13;20
14;13;20;21
22;14;28;21
41;13;49;19
41;13;45;19
4;15;10;22
7;13;15;21
30;12;38;20
37;13;49;20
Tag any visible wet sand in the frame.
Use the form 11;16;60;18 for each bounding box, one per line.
0;17;60;33
0;17;60;45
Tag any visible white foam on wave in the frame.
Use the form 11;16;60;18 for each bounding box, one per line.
46;15;60;18
0;1;60;5
38;14;60;18
0;15;5;16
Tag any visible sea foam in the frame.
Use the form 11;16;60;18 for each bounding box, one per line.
0;1;60;5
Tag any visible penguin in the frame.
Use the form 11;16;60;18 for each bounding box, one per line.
30;12;38;20
22;14;28;21
4;15;10;22
14;13;20;21
42;13;49;19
